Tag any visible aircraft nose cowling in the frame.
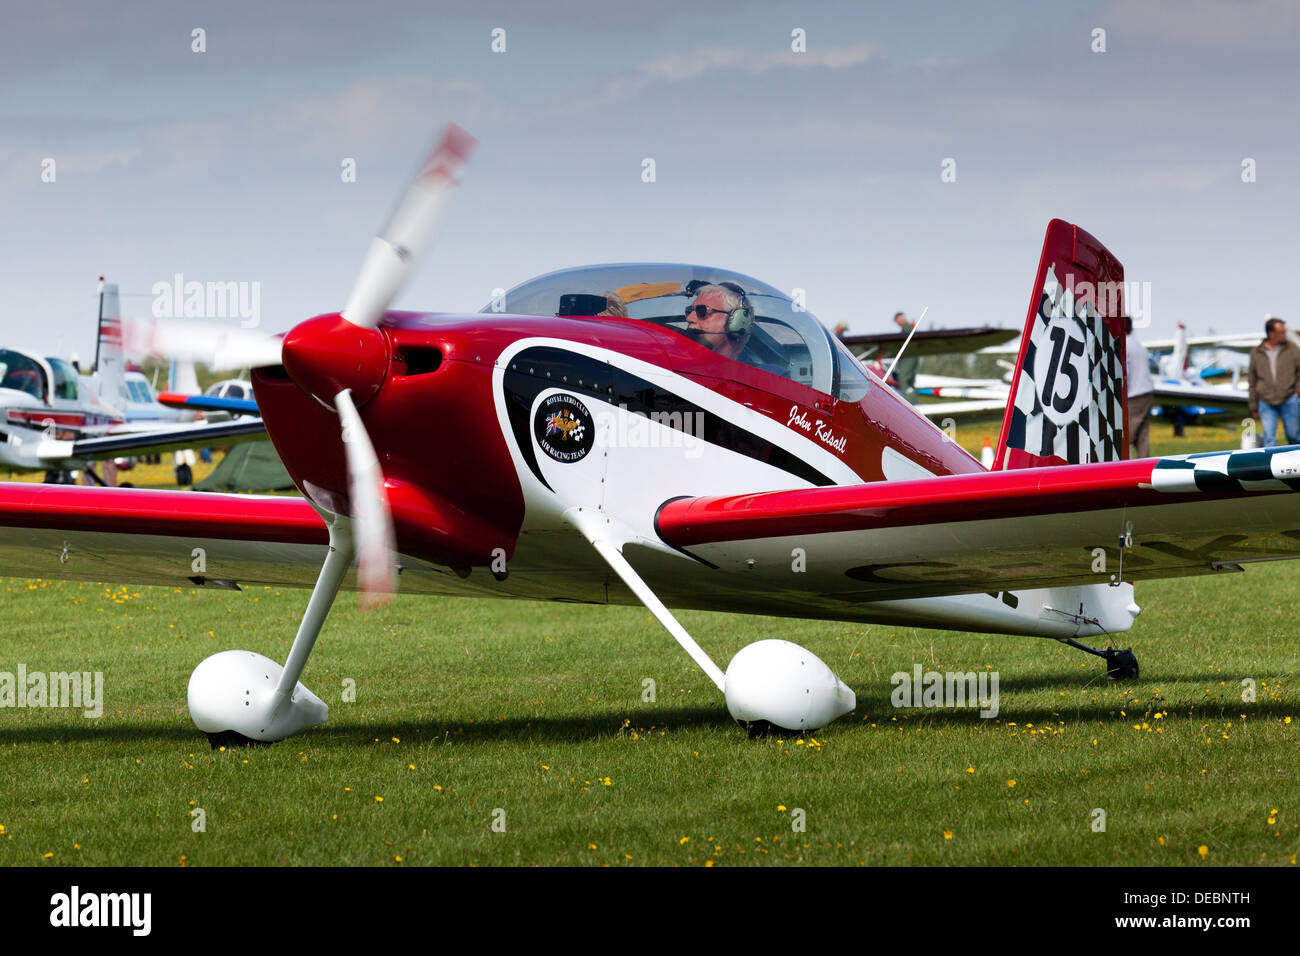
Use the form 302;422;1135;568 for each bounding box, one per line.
281;313;389;407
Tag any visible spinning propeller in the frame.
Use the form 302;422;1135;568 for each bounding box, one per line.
186;125;476;742
134;124;476;609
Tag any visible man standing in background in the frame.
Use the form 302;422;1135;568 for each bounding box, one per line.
1248;316;1300;447
1126;316;1155;458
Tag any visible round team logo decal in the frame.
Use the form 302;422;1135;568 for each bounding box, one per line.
534;393;594;463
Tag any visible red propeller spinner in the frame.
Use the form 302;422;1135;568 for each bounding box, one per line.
280;314;389;409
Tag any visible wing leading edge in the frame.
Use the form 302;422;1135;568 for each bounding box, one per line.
0;483;328;590
39;418;268;463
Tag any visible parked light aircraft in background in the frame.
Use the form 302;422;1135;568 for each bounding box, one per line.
0;281;266;483
157;379;259;418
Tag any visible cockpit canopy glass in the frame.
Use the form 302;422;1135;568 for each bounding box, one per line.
127;379;153;404
0;349;48;400
45;357;79;401
486;264;870;402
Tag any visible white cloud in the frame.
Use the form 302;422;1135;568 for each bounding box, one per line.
638;42;878;82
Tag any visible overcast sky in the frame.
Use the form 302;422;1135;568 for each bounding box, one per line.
2;0;1297;361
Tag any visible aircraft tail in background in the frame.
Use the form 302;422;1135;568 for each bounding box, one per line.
169;356;200;396
93;277;126;412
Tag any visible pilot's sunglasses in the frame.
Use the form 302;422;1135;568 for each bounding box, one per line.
685;305;731;320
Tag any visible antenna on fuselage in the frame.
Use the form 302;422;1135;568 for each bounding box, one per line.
884;305;929;381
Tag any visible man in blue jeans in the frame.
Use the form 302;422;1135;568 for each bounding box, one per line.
1248;316;1300;447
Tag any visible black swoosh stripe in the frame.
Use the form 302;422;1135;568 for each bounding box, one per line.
501;346;836;490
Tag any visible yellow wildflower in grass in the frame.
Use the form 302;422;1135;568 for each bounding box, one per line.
1157;836;1165;846
705;860;714;867
965;767;975;774
1197;845;1209;859
943;830;953;840
374;796;383;803
679;836;690;845
391;737;400;743
1007;780;1016;788
777;805;787;812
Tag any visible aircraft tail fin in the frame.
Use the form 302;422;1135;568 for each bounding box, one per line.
993;219;1129;469
94;277;126;410
169;356;200;396
1171;323;1189;377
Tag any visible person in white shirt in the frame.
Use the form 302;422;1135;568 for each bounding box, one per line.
1125;317;1155;458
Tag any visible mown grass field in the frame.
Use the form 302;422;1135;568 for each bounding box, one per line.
0;417;1295;867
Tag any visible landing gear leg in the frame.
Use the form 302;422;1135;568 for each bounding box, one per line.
187;512;354;745
1060;637;1139;680
565;507;854;733
566;510;726;691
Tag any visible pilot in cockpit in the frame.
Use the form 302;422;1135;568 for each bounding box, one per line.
683;282;754;362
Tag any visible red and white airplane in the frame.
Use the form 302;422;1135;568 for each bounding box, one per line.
3;124;1298;745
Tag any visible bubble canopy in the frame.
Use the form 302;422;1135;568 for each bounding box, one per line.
485;263;871;401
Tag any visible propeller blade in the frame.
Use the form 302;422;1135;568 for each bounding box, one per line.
122;316;284;372
334;388;397;610
340;123;476;329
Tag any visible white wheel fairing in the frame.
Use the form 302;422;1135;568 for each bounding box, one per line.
187;649;329;741
725;639;856;731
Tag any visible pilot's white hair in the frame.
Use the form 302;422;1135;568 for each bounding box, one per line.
693;283;746;314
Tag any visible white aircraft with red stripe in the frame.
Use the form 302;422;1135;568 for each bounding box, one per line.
3;124;1298;745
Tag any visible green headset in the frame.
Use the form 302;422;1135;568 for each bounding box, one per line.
719;281;754;340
